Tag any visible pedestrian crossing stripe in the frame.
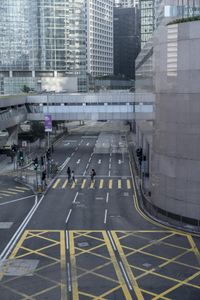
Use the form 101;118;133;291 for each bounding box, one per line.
8;188;25;193
62;179;68;189
52;178;132;190
99;179;104;189
118;179;122;189
127;179;131;190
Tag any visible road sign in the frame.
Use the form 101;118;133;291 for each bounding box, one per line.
45;115;52;132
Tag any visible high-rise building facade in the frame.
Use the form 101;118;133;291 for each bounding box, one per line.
114;0;139;7
0;0;114;94
87;0;113;77
114;7;140;79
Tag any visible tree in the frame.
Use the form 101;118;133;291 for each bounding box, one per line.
21;84;31;93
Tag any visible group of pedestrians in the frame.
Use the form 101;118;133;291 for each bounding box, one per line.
66;166;96;183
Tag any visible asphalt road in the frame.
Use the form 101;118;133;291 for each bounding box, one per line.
0;123;200;300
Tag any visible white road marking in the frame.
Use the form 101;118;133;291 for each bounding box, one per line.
86;163;89;169
107;231;116;251
60;157;70;171
108;170;111;177
73;192;79;204
104;209;108;224
0;195;35;206
75;147;78;151
67;262;72;292
66;231;69;250
0;195;42;261
65;209;72;224
98;159;101;164
64;143;70;146
71;152;74;157
106;193;109;204
109;163;111;169
118;160;122;164
86;143;90;146
77;159;80;164
119;261;133;290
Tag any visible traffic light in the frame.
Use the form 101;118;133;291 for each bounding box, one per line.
33;157;38;170
19;150;24;161
46;148;51;161
136;147;143;165
40;155;44;166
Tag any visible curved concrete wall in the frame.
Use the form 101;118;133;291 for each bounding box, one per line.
151;21;200;220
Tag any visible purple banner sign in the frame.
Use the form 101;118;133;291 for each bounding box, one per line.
45;114;52;132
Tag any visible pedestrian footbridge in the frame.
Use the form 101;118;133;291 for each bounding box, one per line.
27;92;154;121
0;92;154;130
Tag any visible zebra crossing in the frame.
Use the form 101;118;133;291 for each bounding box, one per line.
52;177;132;190
0;186;30;198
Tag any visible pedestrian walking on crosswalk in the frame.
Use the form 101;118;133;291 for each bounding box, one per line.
67;166;71;181
90;169;96;182
71;170;75;183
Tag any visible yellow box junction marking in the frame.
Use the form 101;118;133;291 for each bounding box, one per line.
118;179;122;189
62;179;68;189
81;179;86;189
187;235;200;266
111;231;144;299
53;178;61;189
99;179;104;189
4;230;67;300
69;232;79;300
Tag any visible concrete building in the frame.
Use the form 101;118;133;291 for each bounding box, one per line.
134;1;200;226
114;7;140;79
152;20;200;224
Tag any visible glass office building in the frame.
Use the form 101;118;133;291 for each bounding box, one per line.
0;0;114;94
87;0;113;77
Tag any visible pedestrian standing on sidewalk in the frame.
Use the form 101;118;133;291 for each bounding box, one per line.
67;166;71;181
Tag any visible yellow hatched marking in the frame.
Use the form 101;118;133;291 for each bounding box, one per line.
134;261;200;290
15;186;29;190
187;235;200;266
52;179;61;189
90;180;95;189
60;231;67;300
8;188;25;193
62;179;68;189
99;179;104;189
81;179;86;189
152;270;200;300
1;190;17;195
111;231;144;300
10;230;29;259
102;231;132;299
71;179;77;189
127;179;131;189
109;180;113;189
118;179;122;189
69;232;79;300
